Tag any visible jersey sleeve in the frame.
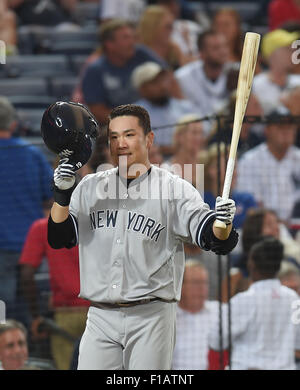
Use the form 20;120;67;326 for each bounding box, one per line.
19;220;46;268
171;176;216;249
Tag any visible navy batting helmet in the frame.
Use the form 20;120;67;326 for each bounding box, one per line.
41;101;99;170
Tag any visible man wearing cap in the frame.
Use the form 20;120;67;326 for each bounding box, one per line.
82;19;167;125
132;61;198;156
252;29;300;115
236;105;300;223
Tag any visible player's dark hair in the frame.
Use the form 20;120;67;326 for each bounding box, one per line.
108;104;152;135
249;236;283;277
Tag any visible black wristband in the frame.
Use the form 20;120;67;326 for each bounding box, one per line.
53;183;76;206
209;228;239;255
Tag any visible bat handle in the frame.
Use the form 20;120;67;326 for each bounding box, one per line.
213;157;236;234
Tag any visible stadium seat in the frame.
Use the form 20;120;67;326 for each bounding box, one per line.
69;55;89;75
17;27;35;55
0;78;49;96
49;77;79;100
73;2;100;25
48;40;96;56
16;108;45;134
4;55;71;78
9;95;54;109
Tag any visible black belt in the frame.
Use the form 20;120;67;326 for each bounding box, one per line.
90;298;165;309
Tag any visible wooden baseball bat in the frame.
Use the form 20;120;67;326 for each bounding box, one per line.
213;32;261;239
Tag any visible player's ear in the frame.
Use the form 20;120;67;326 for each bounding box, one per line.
146;131;154;149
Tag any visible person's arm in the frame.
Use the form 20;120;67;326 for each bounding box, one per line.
48;159;78;249
20;265;49;340
172;178;238;256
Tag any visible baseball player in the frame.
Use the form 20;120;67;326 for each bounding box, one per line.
45;103;238;370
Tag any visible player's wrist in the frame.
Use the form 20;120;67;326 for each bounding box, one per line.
53;182;76;206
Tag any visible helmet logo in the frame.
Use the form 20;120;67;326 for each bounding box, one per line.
59;149;74;157
56;117;63;127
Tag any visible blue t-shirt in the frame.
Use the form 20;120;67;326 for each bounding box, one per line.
204;190;257;230
82;45;166;108
0;138;53;251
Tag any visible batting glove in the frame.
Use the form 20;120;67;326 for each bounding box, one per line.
215;196;236;226
53;158;76;206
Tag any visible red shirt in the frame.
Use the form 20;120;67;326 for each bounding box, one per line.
269;0;300;30
19;218;89;308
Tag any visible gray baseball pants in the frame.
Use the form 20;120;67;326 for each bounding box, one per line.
77;300;176;370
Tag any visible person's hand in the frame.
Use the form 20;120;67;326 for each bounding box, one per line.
54;158;76;190
31;316;48;341
215;196;236;226
53;158;76;206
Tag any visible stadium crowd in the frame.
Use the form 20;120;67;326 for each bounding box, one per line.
1;0;300;370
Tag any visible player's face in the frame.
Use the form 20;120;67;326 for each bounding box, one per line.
0;330;28;370
109;115;154;176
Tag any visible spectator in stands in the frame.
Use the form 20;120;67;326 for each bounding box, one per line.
8;0;80;30
207;91;265;157
165;113;206;187
137;5;188;70
253;29;300;115
157;0;202;62
212;8;243;63
19;204;89;370
280;85;300;147
0;0;17;55
99;0;146;25
172;260;219;370
81;19;166;124
278;263;300;295
269;0;300;31
132;62;197;156
210;237;300;370
199;143;257;232
222;208;300;302
175;30;232;135
236;106;300;223
0;97;53;325
0;320;28;370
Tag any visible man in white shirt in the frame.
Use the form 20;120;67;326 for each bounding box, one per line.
253;29;300;115
236;106;300;223
175;30;232;135
209;237;300;370
133;62;198;156
172;260;219;370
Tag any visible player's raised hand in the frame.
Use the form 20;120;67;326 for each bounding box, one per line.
54;158;76;190
215;196;236;226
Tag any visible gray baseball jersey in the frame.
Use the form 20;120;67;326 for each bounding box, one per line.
69;164;215;303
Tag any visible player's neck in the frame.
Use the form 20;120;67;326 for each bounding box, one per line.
119;161;151;179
